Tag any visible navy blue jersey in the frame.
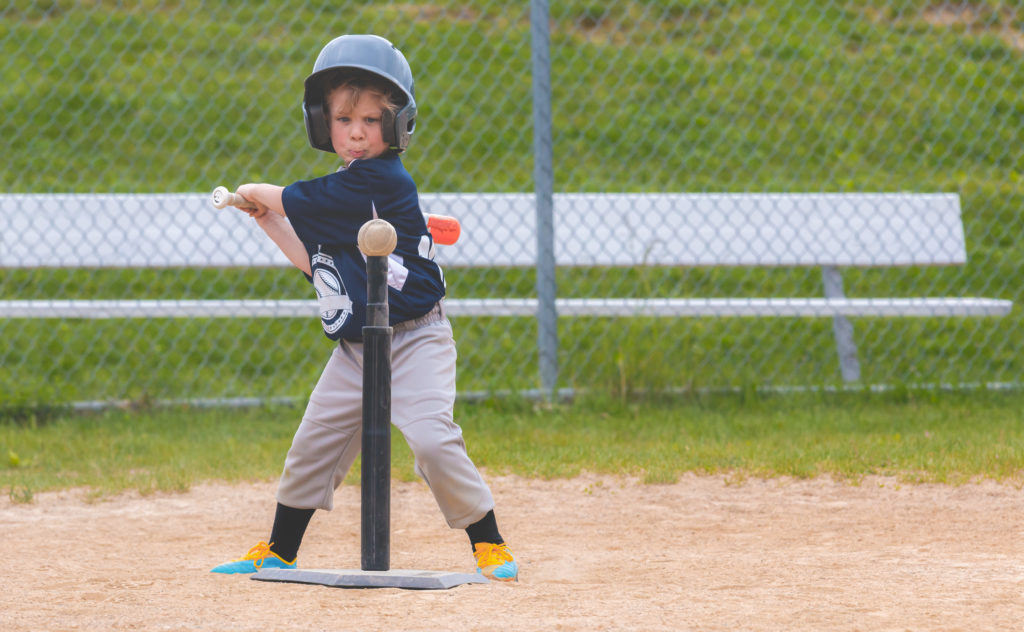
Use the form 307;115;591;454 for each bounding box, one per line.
282;154;446;341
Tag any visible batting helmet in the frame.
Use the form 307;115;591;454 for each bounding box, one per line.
303;34;417;154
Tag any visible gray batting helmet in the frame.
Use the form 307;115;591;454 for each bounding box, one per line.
303;34;417;154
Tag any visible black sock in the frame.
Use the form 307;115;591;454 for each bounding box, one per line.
465;510;503;549
268;503;315;563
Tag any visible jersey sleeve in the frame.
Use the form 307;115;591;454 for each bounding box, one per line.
281;168;374;248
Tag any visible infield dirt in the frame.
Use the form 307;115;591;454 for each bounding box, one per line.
3;473;1022;631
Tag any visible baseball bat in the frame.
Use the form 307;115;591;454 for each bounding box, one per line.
211;186;255;210
211;186;461;245
425;214;460;246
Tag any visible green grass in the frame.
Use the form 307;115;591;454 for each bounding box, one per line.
1;1;1022;403
4;2;1020;192
3;389;1023;501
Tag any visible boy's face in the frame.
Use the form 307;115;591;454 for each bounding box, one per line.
326;87;390;165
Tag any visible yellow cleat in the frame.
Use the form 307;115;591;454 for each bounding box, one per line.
473;542;519;582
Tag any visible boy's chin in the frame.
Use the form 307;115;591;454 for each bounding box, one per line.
341;149;386;164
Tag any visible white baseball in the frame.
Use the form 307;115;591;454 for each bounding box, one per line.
358;219;397;256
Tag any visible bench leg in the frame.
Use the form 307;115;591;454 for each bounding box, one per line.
821;266;861;382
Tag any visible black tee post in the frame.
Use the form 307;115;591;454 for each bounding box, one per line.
361;239;392;571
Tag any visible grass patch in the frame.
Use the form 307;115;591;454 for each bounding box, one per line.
462;389;1024;484
2;389;1022;500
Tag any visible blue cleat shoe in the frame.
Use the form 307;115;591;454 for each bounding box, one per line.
211;541;296;574
473;542;519;582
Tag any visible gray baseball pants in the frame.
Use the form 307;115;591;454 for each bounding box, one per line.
275;303;495;529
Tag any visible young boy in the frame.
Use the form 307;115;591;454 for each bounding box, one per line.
210;34;517;582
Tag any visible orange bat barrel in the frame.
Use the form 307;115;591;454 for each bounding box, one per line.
426;214;461;246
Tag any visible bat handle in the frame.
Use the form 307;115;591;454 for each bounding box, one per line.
211;186;256;209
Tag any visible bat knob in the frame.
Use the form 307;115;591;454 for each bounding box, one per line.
211;186;231;209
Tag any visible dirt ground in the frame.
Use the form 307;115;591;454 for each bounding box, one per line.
2;473;1023;631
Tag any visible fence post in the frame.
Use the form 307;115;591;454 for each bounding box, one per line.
531;0;557;398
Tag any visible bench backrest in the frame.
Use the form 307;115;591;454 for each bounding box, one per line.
0;192;967;269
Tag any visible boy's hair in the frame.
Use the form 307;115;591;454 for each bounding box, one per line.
321;68;400;117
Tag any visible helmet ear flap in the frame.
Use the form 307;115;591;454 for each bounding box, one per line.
381;107;397;150
303;99;333;152
386;102;416;153
380;103;416;152
395;101;416;150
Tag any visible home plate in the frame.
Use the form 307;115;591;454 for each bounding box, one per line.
252;567;489;590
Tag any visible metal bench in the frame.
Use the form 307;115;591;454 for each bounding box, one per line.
0;192;1011;382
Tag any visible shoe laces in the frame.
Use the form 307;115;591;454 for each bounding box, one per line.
474;542;512;567
239;541;276;569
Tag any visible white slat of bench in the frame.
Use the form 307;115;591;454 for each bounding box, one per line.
426;193;968;267
0;299;318;318
0;297;1010;319
462;297;1013;317
0;192;966;268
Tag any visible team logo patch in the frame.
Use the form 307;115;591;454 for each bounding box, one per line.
311;252;352;336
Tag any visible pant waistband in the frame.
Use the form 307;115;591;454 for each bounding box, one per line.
393;300;446;333
343;301;445;343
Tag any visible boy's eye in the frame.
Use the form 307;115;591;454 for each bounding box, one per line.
337;116;350;123
366;117;379;124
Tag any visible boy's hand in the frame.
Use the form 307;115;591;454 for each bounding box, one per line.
242;202;269;220
231;184;265;218
236;183;286;219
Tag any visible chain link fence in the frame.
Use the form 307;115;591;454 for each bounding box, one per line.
1;1;1021;407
